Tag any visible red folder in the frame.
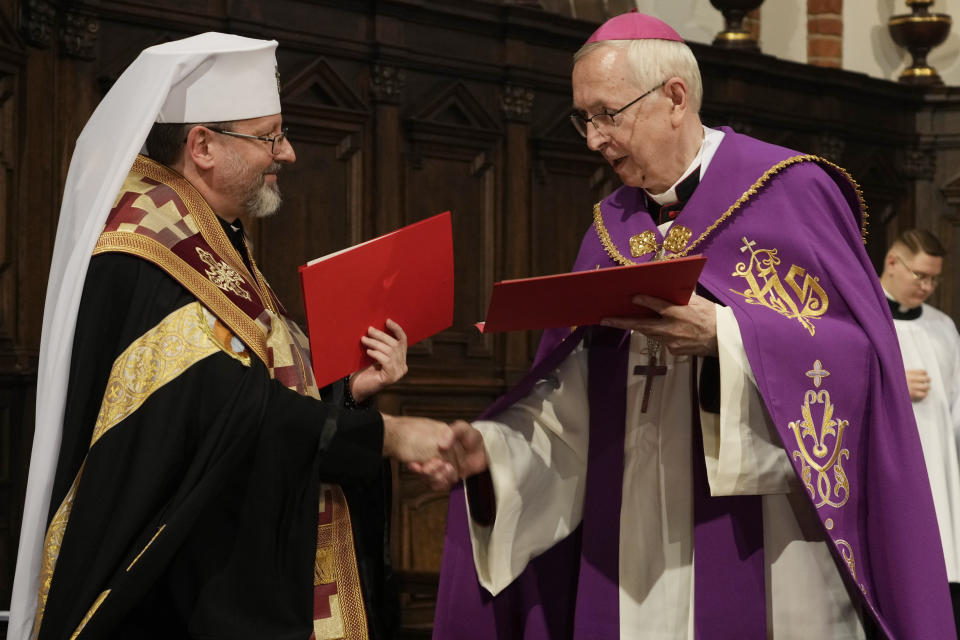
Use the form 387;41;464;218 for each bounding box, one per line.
299;211;454;388
479;255;706;333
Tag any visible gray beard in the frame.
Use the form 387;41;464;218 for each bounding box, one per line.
246;181;282;218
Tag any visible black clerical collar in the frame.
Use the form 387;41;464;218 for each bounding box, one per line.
647;168;701;225
217;215;254;273
886;295;922;321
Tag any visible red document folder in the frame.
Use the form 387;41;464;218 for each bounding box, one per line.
479;255;706;333
299;211;454;389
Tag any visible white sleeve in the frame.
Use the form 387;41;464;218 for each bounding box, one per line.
699;305;796;496
466;345;591;595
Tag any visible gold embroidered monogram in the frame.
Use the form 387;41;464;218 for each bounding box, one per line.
629;231;657;257
196;246;252;301
730;237;829;336
788;360;851;510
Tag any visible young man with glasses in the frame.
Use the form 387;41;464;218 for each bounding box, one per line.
432;11;954;640
880;228;960;635
10;33;457;640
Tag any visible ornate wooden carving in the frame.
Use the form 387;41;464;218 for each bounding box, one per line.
370;63;405;104
500;84;534;123
60;8;99;59
21;0;56;48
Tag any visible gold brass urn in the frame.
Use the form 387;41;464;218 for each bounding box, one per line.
888;0;952;86
710;0;764;51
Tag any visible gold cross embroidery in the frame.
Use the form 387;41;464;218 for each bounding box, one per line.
196;247;252;301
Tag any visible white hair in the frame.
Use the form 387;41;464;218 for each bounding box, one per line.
574;39;703;113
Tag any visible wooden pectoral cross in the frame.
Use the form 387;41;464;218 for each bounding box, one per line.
634;354;668;413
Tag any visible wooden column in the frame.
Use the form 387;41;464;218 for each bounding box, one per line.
500;83;535;383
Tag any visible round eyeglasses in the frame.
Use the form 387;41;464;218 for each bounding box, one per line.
207;126;289;155
570;81;666;138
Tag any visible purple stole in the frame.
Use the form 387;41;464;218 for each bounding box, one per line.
434;128;956;639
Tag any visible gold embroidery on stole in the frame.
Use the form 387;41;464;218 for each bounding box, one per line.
730;237;829;336
788;360;850;509
33;303;233;637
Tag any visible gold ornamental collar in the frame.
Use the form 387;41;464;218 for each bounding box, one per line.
594;154;868;265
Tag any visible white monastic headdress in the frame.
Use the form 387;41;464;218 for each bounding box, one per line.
8;32;281;640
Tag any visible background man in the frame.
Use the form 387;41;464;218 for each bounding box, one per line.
880;228;960;633
429;12;955;640
10;33;453;640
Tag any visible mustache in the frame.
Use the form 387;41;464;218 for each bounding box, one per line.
264;162;282;176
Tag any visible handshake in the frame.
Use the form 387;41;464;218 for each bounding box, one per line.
381;415;488;491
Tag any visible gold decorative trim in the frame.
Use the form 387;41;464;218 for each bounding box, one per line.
90;303;221;447
70;590;110;640
715;31;755;41
314;485;369;639
629;231;657;258
131;155;279;315
94;233;269;366
663;224;692;254
126;525;166;571
592;154;869;265
33;467;83;638
888;15;952;26
901;67;937;77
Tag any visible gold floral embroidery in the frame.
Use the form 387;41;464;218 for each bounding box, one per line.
835;539;857;580
90;303;221;447
730;237;829;336
789;360;851;509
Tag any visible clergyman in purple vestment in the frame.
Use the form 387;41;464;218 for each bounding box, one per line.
427;12;956;640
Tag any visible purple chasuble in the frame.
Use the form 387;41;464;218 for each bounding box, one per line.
433;128;955;639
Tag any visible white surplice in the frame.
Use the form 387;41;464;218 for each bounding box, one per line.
891;299;960;582
466;307;865;639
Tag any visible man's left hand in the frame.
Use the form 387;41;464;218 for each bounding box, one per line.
350;319;409;403
601;293;718;356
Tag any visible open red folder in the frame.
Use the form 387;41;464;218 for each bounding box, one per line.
478;255;706;333
299;211;454;389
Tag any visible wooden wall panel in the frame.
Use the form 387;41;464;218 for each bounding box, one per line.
6;2;960;638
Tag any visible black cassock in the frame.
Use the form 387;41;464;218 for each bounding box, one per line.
37;247;398;640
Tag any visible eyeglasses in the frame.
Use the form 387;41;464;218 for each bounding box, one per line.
895;254;941;286
570;81;666;138
207;126;289;155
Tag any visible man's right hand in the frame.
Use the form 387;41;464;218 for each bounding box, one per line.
906;368;931;401
407;420;489;491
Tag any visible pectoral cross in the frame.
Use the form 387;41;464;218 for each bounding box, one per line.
634;351;668;413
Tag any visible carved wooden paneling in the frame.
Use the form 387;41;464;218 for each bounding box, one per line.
250;57;370;326
8;1;960;636
403;80;501;367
